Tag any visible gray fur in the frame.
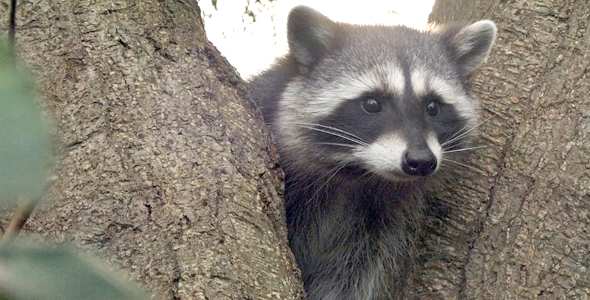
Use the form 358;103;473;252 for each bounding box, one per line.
249;6;496;300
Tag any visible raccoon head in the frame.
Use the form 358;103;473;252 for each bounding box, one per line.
276;6;496;181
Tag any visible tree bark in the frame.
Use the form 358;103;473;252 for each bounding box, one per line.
411;0;590;299
0;0;304;299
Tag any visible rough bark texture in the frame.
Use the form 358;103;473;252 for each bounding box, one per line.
411;0;590;299
0;1;304;299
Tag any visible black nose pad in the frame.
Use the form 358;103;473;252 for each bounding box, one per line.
402;149;437;176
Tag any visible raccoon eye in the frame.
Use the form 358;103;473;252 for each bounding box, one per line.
426;101;440;117
361;98;382;114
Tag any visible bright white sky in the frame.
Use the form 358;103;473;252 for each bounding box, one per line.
199;0;435;78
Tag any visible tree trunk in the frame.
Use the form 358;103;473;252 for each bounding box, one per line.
0;0;304;299
412;0;590;299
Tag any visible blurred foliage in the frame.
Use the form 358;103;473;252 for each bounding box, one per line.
0;242;149;300
0;40;53;206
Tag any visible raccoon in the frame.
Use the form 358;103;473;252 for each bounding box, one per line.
249;6;496;300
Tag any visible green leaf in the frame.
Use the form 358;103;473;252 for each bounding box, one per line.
0;41;53;205
0;242;150;300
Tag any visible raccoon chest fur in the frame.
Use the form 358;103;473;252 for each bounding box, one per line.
285;169;424;299
249;5;496;300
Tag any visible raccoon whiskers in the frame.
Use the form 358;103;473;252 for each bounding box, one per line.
292;122;370;147
318;142;358;148
300;163;344;192
440;145;486;176
441;126;476;148
440;157;484;173
442;145;487;153
441;113;497;148
305;161;350;206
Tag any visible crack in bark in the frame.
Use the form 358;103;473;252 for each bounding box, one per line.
9;0;16;48
169;242;182;300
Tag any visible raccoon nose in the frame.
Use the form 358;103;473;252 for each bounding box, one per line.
402;149;437;176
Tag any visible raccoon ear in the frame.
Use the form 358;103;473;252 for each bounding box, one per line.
443;20;497;76
287;6;337;67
